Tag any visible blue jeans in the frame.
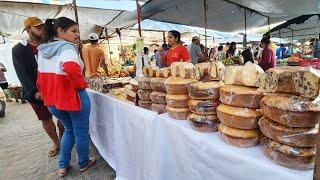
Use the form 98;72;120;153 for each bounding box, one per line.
48;89;91;168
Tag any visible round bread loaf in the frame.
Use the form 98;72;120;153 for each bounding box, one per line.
138;100;152;110
151;103;166;114
129;78;139;92
189;99;218;115
150;77;166;92
138;77;152;90
259;117;318;147
137;89;152;101
217;104;262;129
127;95;135;103
220;133;259;148
188;81;223;100
261;94;320;127
166;106;189;120
218;123;260;138
166;94;189;108
219;85;263;109
187;113;218;133
150;91;167;104
164;76;197;95
261;137;315;170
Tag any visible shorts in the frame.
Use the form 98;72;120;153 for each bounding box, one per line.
0;82;8;90
30;103;52;121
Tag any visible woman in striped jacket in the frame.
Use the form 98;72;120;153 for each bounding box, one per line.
37;17;95;177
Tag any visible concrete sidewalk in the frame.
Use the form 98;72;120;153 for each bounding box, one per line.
0;102;116;180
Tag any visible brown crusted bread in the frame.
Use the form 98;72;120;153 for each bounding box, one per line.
156;67;171;78
138;100;152;110
188;99;218;115
138;77;152;90
217;104;262;129
137;89;152;101
167;106;189;120
208;61;226;81
127;95;135;103
188;81;224;100
165;76;197;94
129;78;139;92
150;77;166;92
261;94;320;127
194;62;211;81
220;133;259;148
218;123;260;138
151;103;167;114
125;85;136;98
166;94;190;108
259;117;318;147
261;137;315;170
150;91;167;104
224;64;264;87
171;62;196;79
257;67;320;99
188;113;218;133
219;85;263;109
143;66;157;77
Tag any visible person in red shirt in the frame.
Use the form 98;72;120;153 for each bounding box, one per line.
162;30;190;67
259;37;275;71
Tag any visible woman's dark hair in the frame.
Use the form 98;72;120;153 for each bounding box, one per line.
261;37;271;45
168;30;181;43
241;48;254;64
218;45;223;51
44;17;77;43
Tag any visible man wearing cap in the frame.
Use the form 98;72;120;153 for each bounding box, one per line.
82;33;106;77
188;36;205;64
12;17;64;157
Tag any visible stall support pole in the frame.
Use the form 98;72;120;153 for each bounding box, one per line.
135;0;142;38
204;0;208;59
291;30;294;51
72;0;84;74
278;30;281;44
163;31;166;44
244;8;247;48
267;17;270;33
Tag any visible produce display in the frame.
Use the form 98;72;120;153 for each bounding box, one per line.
222;55;242;65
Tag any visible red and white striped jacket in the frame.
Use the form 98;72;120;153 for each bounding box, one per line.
37;42;87;111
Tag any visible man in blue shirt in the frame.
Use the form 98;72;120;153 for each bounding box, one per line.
188;36;205;64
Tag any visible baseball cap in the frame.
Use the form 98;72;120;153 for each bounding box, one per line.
24;17;44;28
88;33;99;41
192;36;199;41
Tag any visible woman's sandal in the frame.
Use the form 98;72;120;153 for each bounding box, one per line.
58;165;72;178
79;158;97;172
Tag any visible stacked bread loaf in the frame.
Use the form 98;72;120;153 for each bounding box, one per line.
217;64;264;148
257;67;320;170
165;62;197;120
150;68;171;114
186;62;225;132
125;78;139;103
137;76;153;110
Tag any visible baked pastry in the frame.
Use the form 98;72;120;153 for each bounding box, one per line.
150;91;167;104
125;85;136;103
218;123;260;148
138;100;152;110
217;104;262;129
156;67;171;78
150;77;166;92
208;61;226;81
187;113;218;133
166;94;189;108
129;78;139;92
261;93;320;127
259;117;318;147
257;67;320;99
167;106;189;120
171;62;196;78
151;103;167;114
165;76;197;95
261;136;315;170
138;77;152;90
143;66;157;77
188;81;223;100
219;85;263;109
194;62;211;81
137;89;152;101
189;99;218;115
224;64;264;87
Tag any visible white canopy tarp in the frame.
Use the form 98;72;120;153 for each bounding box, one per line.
0;1;137;40
138;0;320;32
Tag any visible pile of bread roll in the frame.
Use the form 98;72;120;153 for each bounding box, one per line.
150;68;171;114
125;78;139;104
257;67;320;170
137;76;153;110
217;64;264;148
187;62;225;133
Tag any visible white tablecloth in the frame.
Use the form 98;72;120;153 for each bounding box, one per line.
88;90;313;180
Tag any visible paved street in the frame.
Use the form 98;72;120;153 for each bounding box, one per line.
0;101;116;180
